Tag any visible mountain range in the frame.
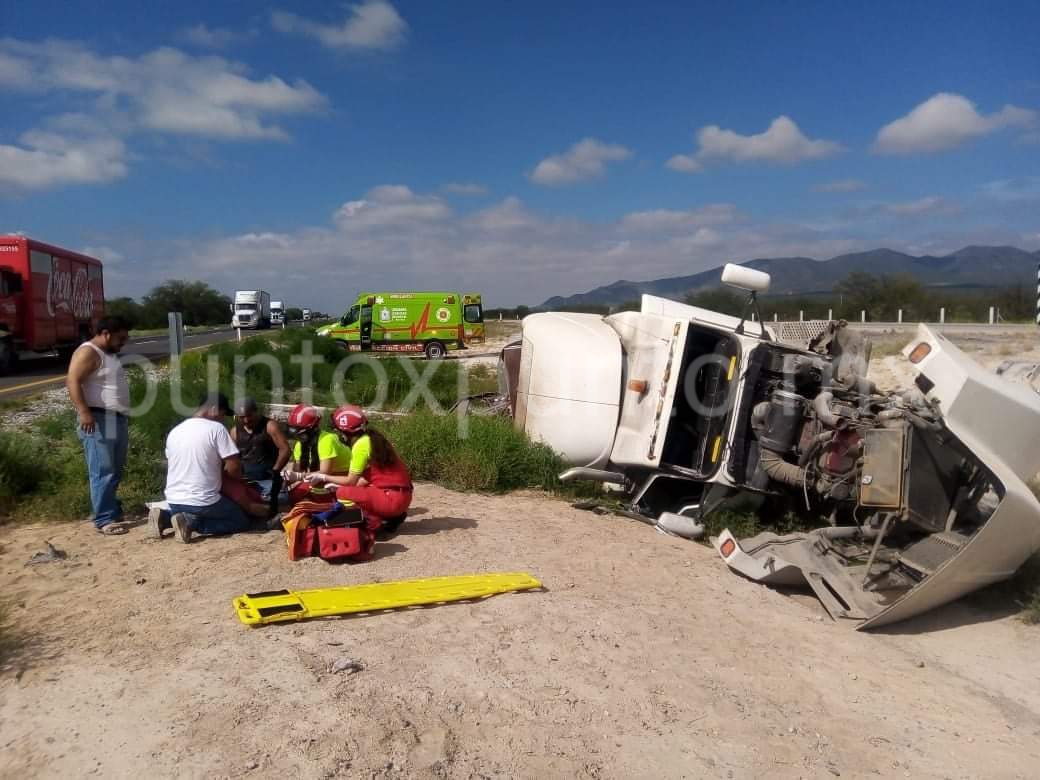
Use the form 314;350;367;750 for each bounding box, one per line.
538;246;1040;309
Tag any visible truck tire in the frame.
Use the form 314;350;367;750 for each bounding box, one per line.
0;338;16;375
424;340;446;360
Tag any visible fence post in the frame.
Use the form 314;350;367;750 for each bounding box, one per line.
989;306;995;325
1036;263;1040;326
897;309;903;324
940;307;946;324
860;310;866;323
799;310;804;322
237;327;242;342
827;308;833;320
168;312;184;356
773;313;778;322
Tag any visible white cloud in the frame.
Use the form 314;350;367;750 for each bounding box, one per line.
618;204;740;232
529;138;633;186
668;116;842;173
81;246;125;268
0;38;327;188
117;186;876;307
881;196;961;217
813;178;867;193
873;93;1037;155
442;182;488;196
177;24;254;49
98;182;1040;307
665;154;703;173
271;0;407;51
0;131;127;189
333;185;452;230
982;177;1040;202
0;39;326;141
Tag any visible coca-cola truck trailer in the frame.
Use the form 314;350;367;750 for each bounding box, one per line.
0;235;105;373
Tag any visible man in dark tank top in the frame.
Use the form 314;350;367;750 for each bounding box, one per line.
230;397;292;516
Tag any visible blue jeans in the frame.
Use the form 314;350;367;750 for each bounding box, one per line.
77;412;129;529
244;462;284;515
167;495;250;536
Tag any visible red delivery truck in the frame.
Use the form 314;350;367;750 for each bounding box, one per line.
0;235;105;373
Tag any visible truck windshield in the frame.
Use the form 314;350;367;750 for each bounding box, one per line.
341;305;359;325
236;303;255;311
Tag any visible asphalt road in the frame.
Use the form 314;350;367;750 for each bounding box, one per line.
0;328;244;400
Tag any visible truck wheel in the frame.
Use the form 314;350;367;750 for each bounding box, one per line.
424;341;446;360
0;339;16;375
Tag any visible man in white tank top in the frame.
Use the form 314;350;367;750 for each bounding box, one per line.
66;316;131;535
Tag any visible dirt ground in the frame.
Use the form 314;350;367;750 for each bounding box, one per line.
861;323;1040;391
3;323;1040;779
2;484;1040;779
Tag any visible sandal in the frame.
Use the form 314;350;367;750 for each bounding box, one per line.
97;523;129;536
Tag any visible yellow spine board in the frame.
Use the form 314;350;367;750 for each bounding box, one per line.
233;572;542;626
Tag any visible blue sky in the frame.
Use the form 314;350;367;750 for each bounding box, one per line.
1;1;1038;309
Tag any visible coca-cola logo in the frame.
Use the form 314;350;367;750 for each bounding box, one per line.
47;262;94;319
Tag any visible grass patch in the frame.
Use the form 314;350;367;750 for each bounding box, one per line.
0;599;13;669
483;320;522;341
1015;479;1040;624
382;412;564;493
0;335;564;522
868;339;906;359
0;430;50;500
195;330;478;411
1011;555;1040;624
128;324;223;339
698;504;823;542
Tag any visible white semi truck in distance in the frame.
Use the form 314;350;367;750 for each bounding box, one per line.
270;300;285;327
232;290;271;329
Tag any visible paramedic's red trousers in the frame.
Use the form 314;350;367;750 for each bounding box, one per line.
336;485;412;530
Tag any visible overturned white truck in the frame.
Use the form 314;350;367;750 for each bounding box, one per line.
501;266;1040;629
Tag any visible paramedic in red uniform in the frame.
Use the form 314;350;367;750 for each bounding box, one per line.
307;405;412;534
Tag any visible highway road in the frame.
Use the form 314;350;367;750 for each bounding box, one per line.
0;328;244;401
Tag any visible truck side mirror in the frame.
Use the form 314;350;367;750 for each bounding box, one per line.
721;263;770;339
721;263;771;294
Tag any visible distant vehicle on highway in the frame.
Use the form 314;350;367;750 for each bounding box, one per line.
0;235;105;373
232;290;271;329
270;300;285;326
316;291;484;359
302;308;312;322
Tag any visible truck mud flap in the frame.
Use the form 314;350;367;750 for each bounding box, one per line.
233;572;542;626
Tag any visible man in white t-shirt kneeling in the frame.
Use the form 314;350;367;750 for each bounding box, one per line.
157;393;252;543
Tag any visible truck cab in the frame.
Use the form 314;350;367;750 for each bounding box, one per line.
507;264;1040;628
271;301;285;326
232;290;271;329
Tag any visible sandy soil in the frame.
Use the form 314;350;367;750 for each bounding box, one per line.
2;484;1040;779
861;324;1040;391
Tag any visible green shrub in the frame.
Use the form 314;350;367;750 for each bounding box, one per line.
382;412;565;493
0;431;49;499
0;338;557;521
